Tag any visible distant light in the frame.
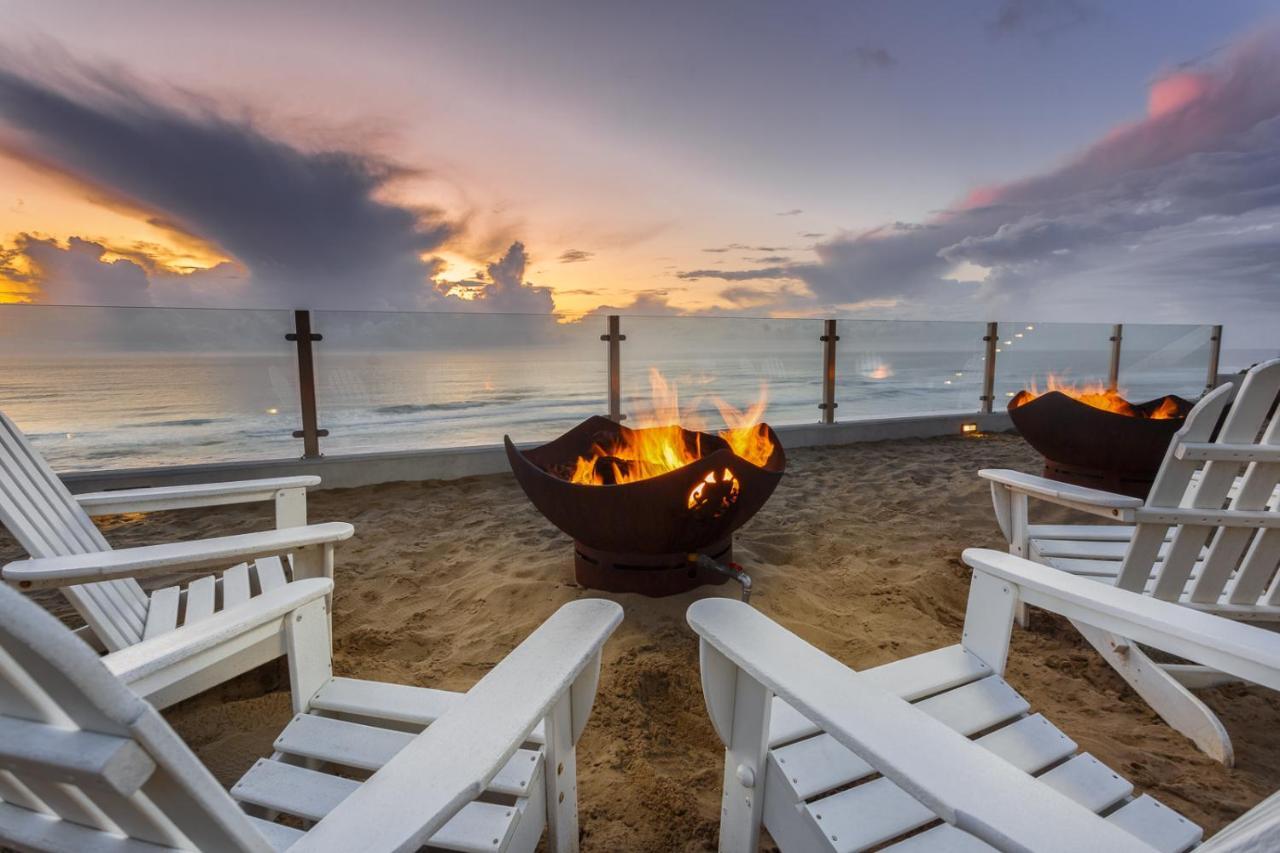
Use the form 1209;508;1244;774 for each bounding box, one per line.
1015;333;1024;338
961;422;979;434
65;433;74;440
1026;325;1035;330
1003;340;1012;345
955;372;963;376
1006;391;1016;397
944;379;952;385
266;407;279;415
995;348;1003;353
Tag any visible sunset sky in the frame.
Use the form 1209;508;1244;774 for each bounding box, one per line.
1;1;1278;344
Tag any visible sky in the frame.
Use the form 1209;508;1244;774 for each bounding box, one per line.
0;0;1278;346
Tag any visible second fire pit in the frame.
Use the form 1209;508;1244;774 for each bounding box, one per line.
505;415;785;596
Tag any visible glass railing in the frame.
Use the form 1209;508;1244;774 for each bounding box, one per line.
0;304;1221;471
834;320;989;418
0;305;300;469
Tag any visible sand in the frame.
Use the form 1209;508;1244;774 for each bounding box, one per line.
4;433;1279;850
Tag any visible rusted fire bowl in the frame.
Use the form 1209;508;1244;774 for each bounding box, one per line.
504;415;785;595
1008;391;1193;498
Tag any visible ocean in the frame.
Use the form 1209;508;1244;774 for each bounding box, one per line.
0;306;1247;472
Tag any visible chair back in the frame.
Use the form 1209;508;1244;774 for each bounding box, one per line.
1117;359;1280;610
1;410;149;649
0;582;269;851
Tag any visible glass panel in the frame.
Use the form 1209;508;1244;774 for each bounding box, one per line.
0;305;299;471
311;311;605;454
832;320;989;418
1118;324;1213;401
618;316;823;429
992;322;1114;407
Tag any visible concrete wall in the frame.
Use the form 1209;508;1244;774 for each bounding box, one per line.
60;410;1013;493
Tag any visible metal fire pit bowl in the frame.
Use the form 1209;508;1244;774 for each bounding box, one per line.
1008;391;1193;498
504;415;785;596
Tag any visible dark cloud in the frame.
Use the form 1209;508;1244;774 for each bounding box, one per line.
677;266;795;282
689;28;1280;343
988;0;1093;42
799;232;825;239
751;255;791;264
0;60;459;309
702;247;731;253
775;208;804;216
853;47;896;71
0;55;558;314
558;248;594;263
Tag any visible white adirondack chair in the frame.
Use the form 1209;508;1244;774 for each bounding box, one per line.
688;548;1280;853
981;357;1280;765
0;409;354;708
0;579;622;852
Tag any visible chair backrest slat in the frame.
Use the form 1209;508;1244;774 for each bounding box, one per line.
0;583;269;852
1117;360;1280;610
1212;381;1280;605
0;411;148;649
1116;382;1232;593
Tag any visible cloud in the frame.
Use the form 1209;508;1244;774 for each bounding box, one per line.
853;47;896;71
0;53;558;314
988;0;1093;41
557;248;594;263
433;242;554;313
799;232;825;239
751;255;791;264
584;290;684;316
696;26;1280;343
775;208;804;216
7;235;151;306
677;266;795;282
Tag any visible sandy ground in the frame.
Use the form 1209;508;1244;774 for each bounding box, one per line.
5;433;1279;850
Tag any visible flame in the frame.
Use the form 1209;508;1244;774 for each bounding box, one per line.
1011;374;1180;419
568;369;775;485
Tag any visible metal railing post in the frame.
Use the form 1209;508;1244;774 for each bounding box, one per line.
980;321;998;414
602;315;625;422
819;319;838;424
1108;323;1123;391
287;309;328;458
1205;324;1223;394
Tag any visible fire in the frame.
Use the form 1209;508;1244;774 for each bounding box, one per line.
568;369;775;485
1011;374;1179;419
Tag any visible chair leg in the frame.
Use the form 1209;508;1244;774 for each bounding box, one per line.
716;671;772;853
285;597;333;715
543;691;579;853
1072;620;1234;766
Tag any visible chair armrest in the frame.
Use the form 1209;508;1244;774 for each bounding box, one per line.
293;599;623;853
687;598;1149;852
74;476;321;516
979;468;1142;519
961;549;1280;691
103;578;333;686
2;522;354;590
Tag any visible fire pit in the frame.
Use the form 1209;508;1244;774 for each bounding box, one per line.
505;414;785;596
1008;377;1193;497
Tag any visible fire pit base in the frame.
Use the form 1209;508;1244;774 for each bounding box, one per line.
1044;460;1155;499
574;538;732;597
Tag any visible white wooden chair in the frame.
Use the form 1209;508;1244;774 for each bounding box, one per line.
980;357;1280;764
0;409;354;708
0;579;622;852
688;548;1280;853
